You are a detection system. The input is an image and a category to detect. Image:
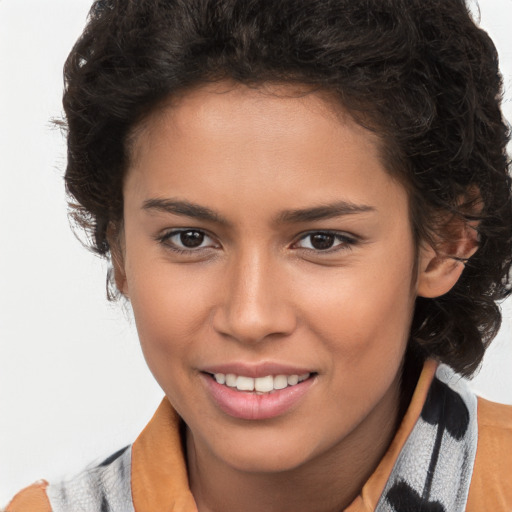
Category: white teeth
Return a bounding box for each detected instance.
[213,372,311,393]
[214,373,226,385]
[254,375,274,393]
[236,375,255,391]
[274,375,288,390]
[287,375,299,386]
[225,373,237,387]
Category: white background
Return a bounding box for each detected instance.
[1,0,511,505]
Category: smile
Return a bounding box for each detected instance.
[202,369,317,420]
[212,373,311,393]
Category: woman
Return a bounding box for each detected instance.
[6,0,512,510]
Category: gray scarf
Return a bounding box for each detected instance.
[376,366,478,512]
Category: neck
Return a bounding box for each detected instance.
[187,374,403,512]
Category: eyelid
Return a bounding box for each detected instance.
[292,230,358,252]
[156,228,357,255]
[157,228,220,252]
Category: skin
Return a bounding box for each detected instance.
[115,82,466,512]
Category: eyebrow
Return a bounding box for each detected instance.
[143,198,375,225]
[142,198,230,225]
[276,201,375,223]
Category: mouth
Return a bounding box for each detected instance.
[201,370,317,420]
[206,372,314,394]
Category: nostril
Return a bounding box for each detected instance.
[211,297,297,345]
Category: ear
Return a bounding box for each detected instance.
[416,215,479,299]
[108,222,129,297]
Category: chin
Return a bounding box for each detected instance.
[225,449,312,474]
[204,428,322,474]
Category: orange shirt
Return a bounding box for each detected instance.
[6,361,512,511]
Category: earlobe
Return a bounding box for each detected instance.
[417,216,479,299]
[108,223,129,297]
[112,257,129,297]
[416,248,466,298]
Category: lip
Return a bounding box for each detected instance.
[200,369,317,421]
[201,362,314,378]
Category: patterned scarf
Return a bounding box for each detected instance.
[46,366,478,512]
[377,366,478,512]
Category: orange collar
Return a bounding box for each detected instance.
[131,360,438,512]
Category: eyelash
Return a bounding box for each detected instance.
[157,229,219,254]
[156,229,358,255]
[293,231,357,254]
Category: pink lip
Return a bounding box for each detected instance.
[201,372,316,421]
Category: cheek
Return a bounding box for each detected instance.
[296,270,414,418]
[125,259,217,373]
[297,250,416,365]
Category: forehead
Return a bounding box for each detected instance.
[125,82,408,224]
[130,81,383,170]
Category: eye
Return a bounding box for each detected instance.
[295,231,355,252]
[159,229,218,251]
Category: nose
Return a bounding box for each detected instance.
[212,249,297,345]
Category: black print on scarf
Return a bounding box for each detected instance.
[385,378,470,512]
[98,445,130,468]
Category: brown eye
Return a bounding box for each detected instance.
[160,229,218,252]
[180,230,204,248]
[295,231,355,252]
[309,233,335,250]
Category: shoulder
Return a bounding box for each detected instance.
[4,446,133,512]
[474,397,512,474]
[4,480,51,512]
[467,397,512,511]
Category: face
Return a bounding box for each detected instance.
[118,82,427,474]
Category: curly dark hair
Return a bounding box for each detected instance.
[62,0,512,376]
